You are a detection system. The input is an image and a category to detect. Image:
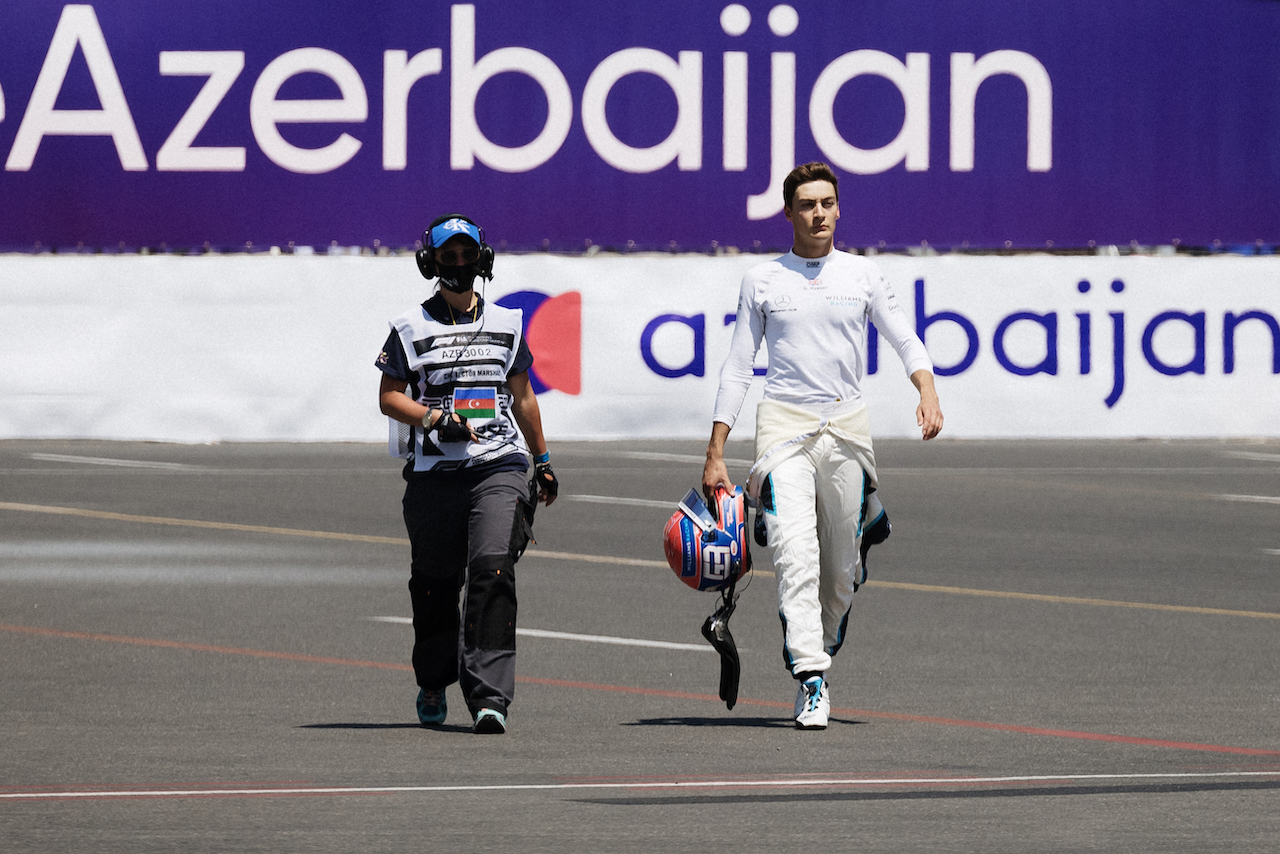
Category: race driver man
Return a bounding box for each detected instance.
[702,162,943,729]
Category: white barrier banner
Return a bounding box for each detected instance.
[1,253,1276,442]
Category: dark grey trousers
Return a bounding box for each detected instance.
[402,466,532,717]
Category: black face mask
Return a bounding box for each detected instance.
[438,264,478,293]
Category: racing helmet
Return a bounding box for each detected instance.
[664,486,751,592]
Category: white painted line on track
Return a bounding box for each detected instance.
[1217,494,1280,505]
[516,627,710,652]
[28,453,210,472]
[566,494,674,509]
[523,548,669,568]
[618,450,754,467]
[4,771,1278,801]
[1222,450,1280,463]
[567,449,754,467]
[368,617,711,652]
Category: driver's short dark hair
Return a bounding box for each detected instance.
[783,162,840,209]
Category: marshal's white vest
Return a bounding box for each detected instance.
[387,301,528,472]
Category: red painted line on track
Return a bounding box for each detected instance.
[6,622,1279,758]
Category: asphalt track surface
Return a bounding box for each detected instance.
[2,437,1279,853]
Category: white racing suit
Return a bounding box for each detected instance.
[750,400,878,676]
[713,249,932,679]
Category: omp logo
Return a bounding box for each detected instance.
[496,290,581,395]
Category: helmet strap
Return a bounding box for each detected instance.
[701,577,741,710]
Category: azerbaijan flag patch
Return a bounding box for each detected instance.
[453,387,497,421]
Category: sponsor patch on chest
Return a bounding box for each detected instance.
[825,292,865,309]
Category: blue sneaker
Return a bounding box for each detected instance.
[473,708,507,734]
[416,688,447,726]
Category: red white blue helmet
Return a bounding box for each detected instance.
[664,486,751,592]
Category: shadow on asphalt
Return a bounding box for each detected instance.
[573,778,1280,807]
[297,722,464,732]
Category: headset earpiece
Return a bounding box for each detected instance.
[475,244,495,281]
[415,247,437,280]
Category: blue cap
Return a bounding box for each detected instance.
[429,217,481,248]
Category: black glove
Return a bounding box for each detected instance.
[431,411,473,443]
[534,461,558,502]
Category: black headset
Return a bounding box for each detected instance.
[415,213,495,281]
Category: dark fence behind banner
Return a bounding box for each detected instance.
[1,1,1277,253]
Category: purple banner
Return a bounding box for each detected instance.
[1,1,1278,252]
